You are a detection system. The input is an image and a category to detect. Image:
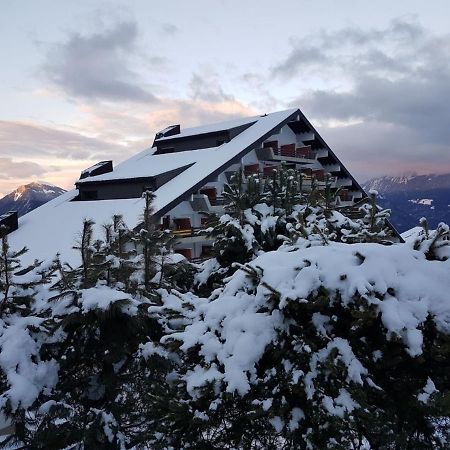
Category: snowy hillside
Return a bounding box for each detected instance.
[0,182,66,217]
[363,173,450,232]
[363,173,450,193]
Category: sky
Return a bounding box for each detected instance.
[1,0,450,196]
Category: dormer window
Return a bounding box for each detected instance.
[81,190,98,201]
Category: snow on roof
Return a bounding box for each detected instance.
[80,161,107,175]
[77,147,206,183]
[155,114,261,141]
[10,190,145,266]
[9,109,298,266]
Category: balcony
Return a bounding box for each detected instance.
[212,196,227,206]
[316,149,329,158]
[175,247,213,263]
[256,142,316,164]
[297,132,315,142]
[337,189,354,206]
[351,191,363,200]
[334,178,353,188]
[244,164,260,176]
[172,225,211,239]
[322,163,341,173]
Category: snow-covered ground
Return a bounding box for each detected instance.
[409,198,433,206]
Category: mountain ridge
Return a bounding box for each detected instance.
[362,173,450,232]
[363,173,450,193]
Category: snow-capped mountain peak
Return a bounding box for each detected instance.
[0,182,66,217]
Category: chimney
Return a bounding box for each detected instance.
[155,124,181,140]
[79,161,113,180]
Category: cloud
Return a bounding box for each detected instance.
[269,17,450,178]
[0,120,130,194]
[0,158,48,179]
[80,96,255,145]
[271,43,328,79]
[189,72,234,103]
[168,99,255,127]
[161,23,178,35]
[42,21,159,103]
[298,74,450,144]
[272,18,426,79]
[0,120,122,160]
[0,157,65,196]
[318,121,450,181]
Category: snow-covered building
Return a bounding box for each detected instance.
[8,108,398,265]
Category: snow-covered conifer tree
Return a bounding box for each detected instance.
[161,219,450,449]
[2,197,184,449]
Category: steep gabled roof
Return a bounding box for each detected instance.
[9,109,298,265]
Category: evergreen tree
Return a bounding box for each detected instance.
[166,225,450,449]
[4,196,185,449]
[197,165,346,293]
[339,189,393,244]
[200,164,375,289]
[413,218,450,261]
[133,190,180,294]
[207,171,261,269]
[0,225,41,314]
[0,227,58,450]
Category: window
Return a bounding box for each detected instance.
[161,215,171,229]
[176,248,192,259]
[81,190,98,200]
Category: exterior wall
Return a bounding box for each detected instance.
[76,119,377,260]
[160,115,400,253]
[156,131,229,153]
[266,124,298,146]
[166,200,198,228]
[79,180,156,201]
[154,123,253,154]
[241,148,259,165]
[76,166,191,201]
[79,161,113,179]
[165,199,214,260]
[228,123,255,139]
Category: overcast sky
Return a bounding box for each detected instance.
[1,0,450,196]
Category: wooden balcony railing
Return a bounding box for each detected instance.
[210,196,227,206]
[172,227,208,238]
[338,189,352,202]
[270,145,315,160]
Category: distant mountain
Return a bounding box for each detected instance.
[362,174,450,232]
[0,182,66,217]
